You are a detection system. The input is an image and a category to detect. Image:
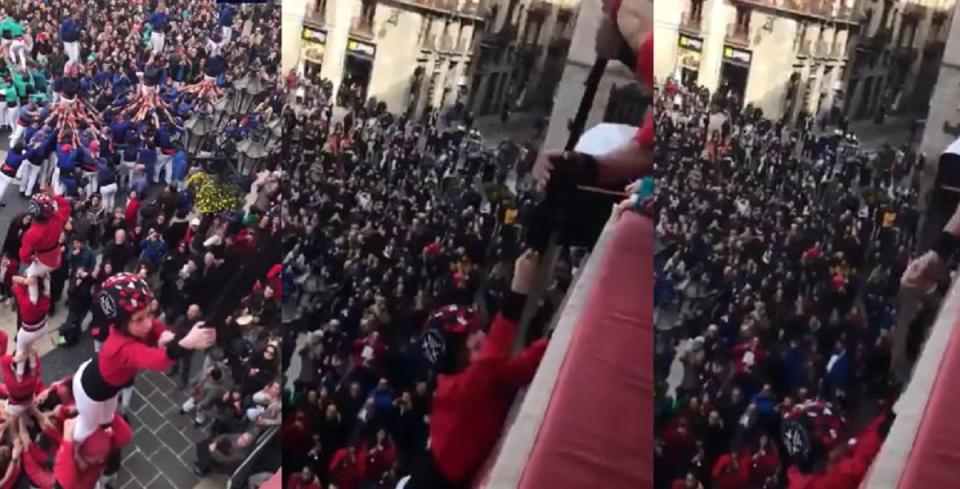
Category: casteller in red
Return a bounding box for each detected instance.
[286,473,323,489]
[787,415,885,489]
[328,448,365,489]
[711,453,749,489]
[429,291,548,485]
[12,283,50,332]
[0,353,42,405]
[19,194,70,269]
[53,414,133,489]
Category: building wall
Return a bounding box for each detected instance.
[283,1,480,115]
[542,0,641,151]
[919,3,960,212]
[654,0,853,120]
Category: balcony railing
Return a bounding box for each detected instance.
[731,0,856,22]
[351,17,376,39]
[902,3,924,21]
[549,37,571,54]
[304,0,326,25]
[439,34,455,51]
[680,12,703,33]
[859,28,891,50]
[814,40,829,57]
[832,42,845,57]
[420,35,437,50]
[726,23,750,46]
[797,39,811,55]
[528,0,551,18]
[398,0,483,16]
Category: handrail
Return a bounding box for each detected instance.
[227,426,281,489]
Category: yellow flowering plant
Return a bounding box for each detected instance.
[186,172,243,215]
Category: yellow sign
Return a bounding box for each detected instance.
[302,40,325,63]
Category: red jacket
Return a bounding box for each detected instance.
[358,440,396,481]
[267,264,282,302]
[22,423,62,489]
[124,198,140,228]
[787,415,885,489]
[13,283,50,330]
[0,353,41,405]
[328,448,365,489]
[286,474,322,489]
[634,33,653,149]
[54,414,133,489]
[430,310,548,485]
[711,453,749,489]
[20,195,70,268]
[98,319,173,387]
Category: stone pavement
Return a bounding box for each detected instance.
[39,337,226,489]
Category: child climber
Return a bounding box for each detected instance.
[19,186,71,305]
[9,275,50,377]
[71,273,215,444]
[399,250,549,489]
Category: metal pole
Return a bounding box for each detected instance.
[515,59,608,350]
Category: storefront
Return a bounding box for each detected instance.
[720,45,752,107]
[340,38,377,107]
[300,26,326,82]
[677,34,703,86]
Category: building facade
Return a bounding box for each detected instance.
[281,0,485,115]
[280,0,577,117]
[846,0,955,121]
[467,0,578,116]
[655,0,858,122]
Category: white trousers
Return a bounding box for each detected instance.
[9,123,24,147]
[24,260,53,304]
[16,325,47,356]
[100,182,118,211]
[156,153,172,185]
[64,41,80,65]
[18,161,39,195]
[6,105,17,132]
[73,360,119,443]
[0,173,11,201]
[150,31,165,54]
[221,26,232,46]
[83,170,98,196]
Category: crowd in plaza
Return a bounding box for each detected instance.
[652,80,920,489]
[0,0,285,487]
[278,73,569,489]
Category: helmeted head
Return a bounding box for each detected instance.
[28,193,55,221]
[420,304,482,374]
[95,273,155,337]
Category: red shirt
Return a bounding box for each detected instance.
[124,198,140,228]
[711,453,749,489]
[358,440,396,480]
[54,414,133,489]
[22,424,62,489]
[430,313,548,485]
[787,415,884,489]
[286,474,323,489]
[99,319,174,387]
[328,449,365,489]
[12,283,50,328]
[20,195,71,268]
[0,354,41,404]
[267,264,282,302]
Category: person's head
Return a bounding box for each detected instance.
[78,427,113,465]
[187,304,201,320]
[72,238,84,251]
[236,432,254,448]
[420,304,482,374]
[98,273,155,338]
[266,380,281,397]
[263,344,277,361]
[204,251,216,268]
[115,228,126,244]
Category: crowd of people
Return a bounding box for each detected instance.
[279,73,566,489]
[652,80,919,489]
[0,0,284,487]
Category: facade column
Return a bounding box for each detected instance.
[325,0,357,100]
[698,0,727,92]
[281,0,308,75]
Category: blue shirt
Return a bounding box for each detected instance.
[218,6,236,27]
[59,18,81,43]
[55,146,77,170]
[138,146,157,167]
[147,12,170,32]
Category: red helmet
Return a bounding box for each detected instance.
[420,304,481,373]
[95,273,155,330]
[29,194,55,221]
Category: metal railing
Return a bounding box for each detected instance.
[680,12,703,33]
[726,23,750,46]
[226,426,280,489]
[350,17,375,39]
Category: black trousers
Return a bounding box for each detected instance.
[403,451,462,489]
